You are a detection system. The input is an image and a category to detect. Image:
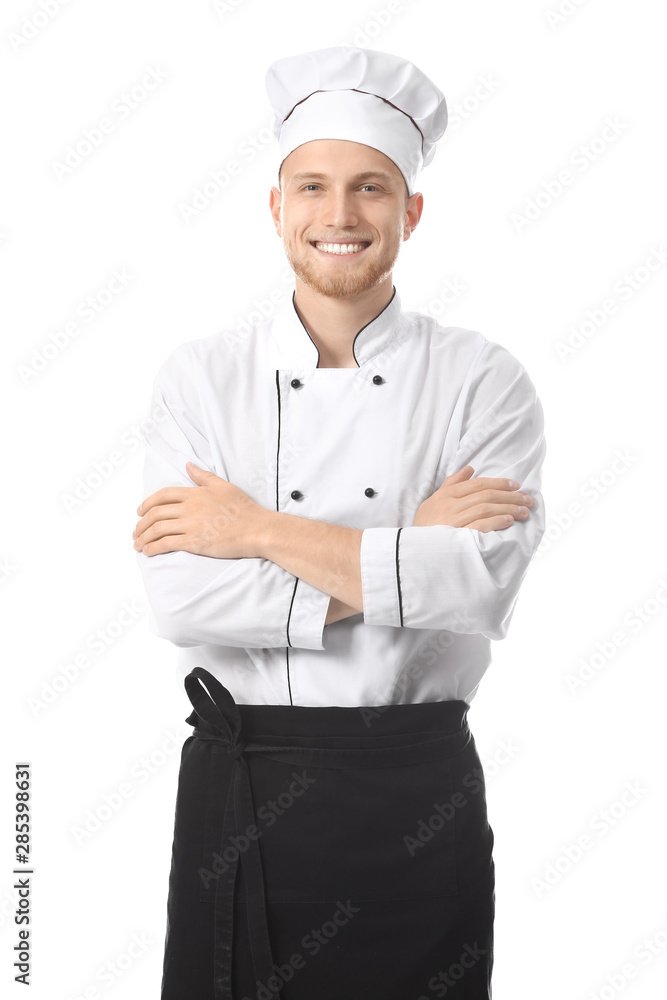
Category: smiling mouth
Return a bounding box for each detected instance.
[310,241,371,256]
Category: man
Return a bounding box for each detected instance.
[133,46,545,1000]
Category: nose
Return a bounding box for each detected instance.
[320,189,360,229]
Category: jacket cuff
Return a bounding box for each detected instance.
[360,527,402,627]
[286,578,330,649]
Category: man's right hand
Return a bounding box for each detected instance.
[412,466,533,533]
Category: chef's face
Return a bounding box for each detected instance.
[269,139,422,299]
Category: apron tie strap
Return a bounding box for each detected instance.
[184,667,279,1000]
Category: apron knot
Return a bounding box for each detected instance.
[226,740,246,761]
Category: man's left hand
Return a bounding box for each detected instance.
[132,462,270,558]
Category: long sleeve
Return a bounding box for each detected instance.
[135,343,330,649]
[359,339,546,639]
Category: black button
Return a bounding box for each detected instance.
[372,375,383,384]
[364,488,376,497]
[290,378,302,388]
[290,490,303,500]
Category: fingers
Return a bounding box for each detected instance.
[453,484,533,509]
[454,476,521,493]
[137,486,190,515]
[468,489,532,506]
[134,517,188,551]
[463,498,531,530]
[437,475,522,499]
[469,499,531,518]
[133,503,182,539]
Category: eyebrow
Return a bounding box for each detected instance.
[288,171,396,185]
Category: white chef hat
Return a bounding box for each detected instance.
[265,46,448,197]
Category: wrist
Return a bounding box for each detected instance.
[325,596,362,625]
[254,507,287,560]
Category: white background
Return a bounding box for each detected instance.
[2,0,666,997]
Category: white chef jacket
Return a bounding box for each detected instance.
[135,284,546,707]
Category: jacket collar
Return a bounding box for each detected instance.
[273,284,403,369]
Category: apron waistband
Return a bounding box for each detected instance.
[183,667,472,1000]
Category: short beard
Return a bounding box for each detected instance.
[282,231,404,299]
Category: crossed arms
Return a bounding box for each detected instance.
[133,341,546,649]
[133,463,535,625]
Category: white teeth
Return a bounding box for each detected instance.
[314,242,368,255]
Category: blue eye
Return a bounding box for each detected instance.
[301,184,379,192]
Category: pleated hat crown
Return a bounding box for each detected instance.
[265,46,448,197]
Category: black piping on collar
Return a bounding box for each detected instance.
[290,285,397,369]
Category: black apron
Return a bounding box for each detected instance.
[161,667,495,1000]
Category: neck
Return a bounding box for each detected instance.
[293,277,394,368]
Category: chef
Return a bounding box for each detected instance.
[133,45,546,1000]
